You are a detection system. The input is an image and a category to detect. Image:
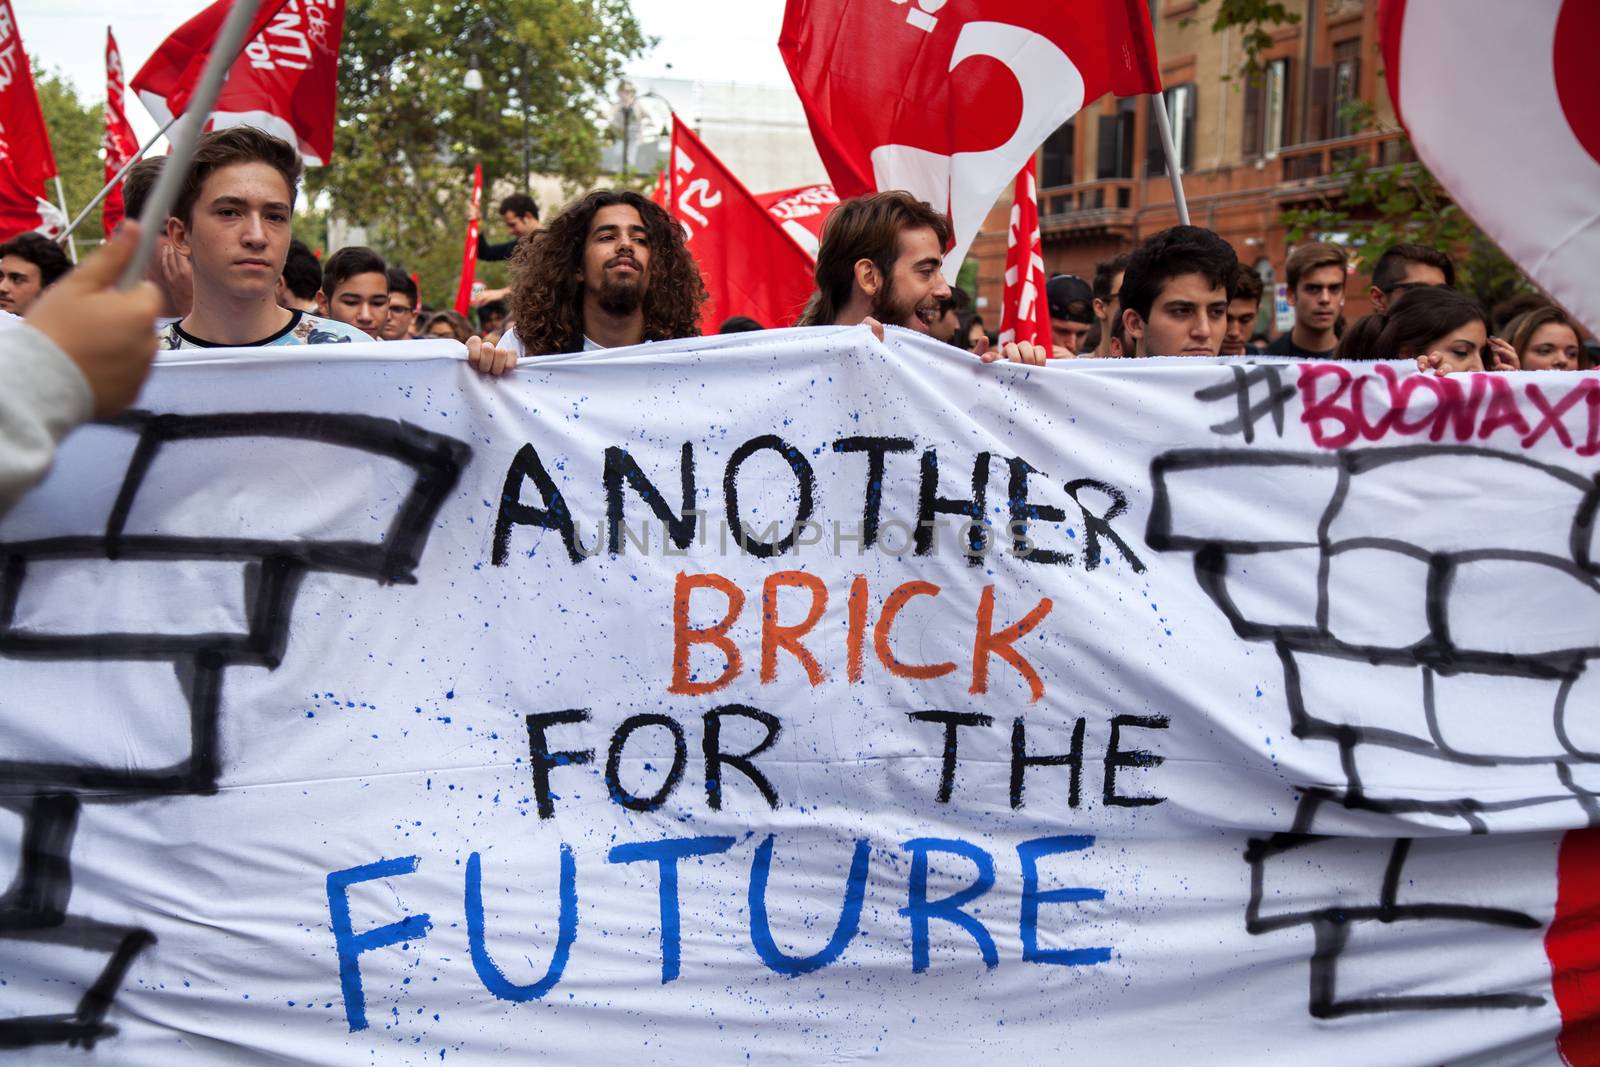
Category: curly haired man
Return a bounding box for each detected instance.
[468,189,706,374]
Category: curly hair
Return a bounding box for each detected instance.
[509,190,706,356]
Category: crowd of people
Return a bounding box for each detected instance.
[1,124,1596,513]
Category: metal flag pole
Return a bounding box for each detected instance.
[1150,90,1191,226]
[119,0,265,290]
[51,176,78,262]
[61,116,181,241]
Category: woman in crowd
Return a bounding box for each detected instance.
[1335,286,1516,374]
[1505,305,1583,371]
[423,310,473,342]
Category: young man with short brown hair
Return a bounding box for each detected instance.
[160,127,369,349]
[1264,242,1348,358]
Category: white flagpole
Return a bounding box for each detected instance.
[61,116,181,241]
[51,176,78,261]
[120,0,265,289]
[1150,91,1191,226]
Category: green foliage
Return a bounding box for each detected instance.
[34,65,106,249]
[1281,102,1529,311]
[310,0,647,305]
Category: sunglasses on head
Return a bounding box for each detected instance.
[1383,280,1440,296]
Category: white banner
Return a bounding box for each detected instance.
[3,331,1598,1065]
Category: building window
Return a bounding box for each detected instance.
[1096,97,1138,180]
[1332,39,1361,137]
[1243,59,1290,159]
[1147,83,1196,177]
[1040,119,1075,188]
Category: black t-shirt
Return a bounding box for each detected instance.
[477,233,519,262]
[1263,331,1335,359]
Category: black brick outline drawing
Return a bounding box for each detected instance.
[0,411,469,1050]
[1147,443,1598,1018]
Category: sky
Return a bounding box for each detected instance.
[14,0,798,147]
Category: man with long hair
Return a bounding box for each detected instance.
[467,190,705,374]
[796,191,1045,364]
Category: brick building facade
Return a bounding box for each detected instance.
[968,0,1402,338]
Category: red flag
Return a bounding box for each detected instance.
[132,0,343,166]
[754,183,838,261]
[1381,0,1600,336]
[668,117,816,331]
[779,0,1160,273]
[998,159,1050,351]
[0,0,58,238]
[453,163,482,318]
[102,29,140,236]
[651,168,670,208]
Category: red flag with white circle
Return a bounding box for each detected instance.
[779,0,1160,277]
[1381,0,1600,335]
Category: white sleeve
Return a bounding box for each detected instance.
[0,322,94,517]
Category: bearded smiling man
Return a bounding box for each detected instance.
[797,191,1045,365]
[468,190,706,374]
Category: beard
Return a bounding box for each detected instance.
[870,277,932,333]
[596,273,645,316]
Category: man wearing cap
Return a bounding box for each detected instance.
[1047,274,1095,357]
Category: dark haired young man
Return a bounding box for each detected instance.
[1046,274,1094,356]
[1090,253,1130,357]
[1118,225,1238,357]
[278,238,322,313]
[1221,263,1265,356]
[1368,242,1454,314]
[468,189,705,374]
[317,246,389,337]
[798,190,1045,365]
[476,192,541,262]
[1265,242,1347,358]
[380,267,419,341]
[476,298,507,338]
[0,232,72,316]
[161,127,368,349]
[121,156,193,324]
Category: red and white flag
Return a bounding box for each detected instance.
[132,0,343,166]
[754,183,839,261]
[669,117,816,331]
[780,0,1160,276]
[0,0,59,239]
[102,29,140,236]
[453,163,482,318]
[998,159,1050,350]
[1381,0,1600,335]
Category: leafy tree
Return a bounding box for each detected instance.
[34,65,106,249]
[311,0,647,306]
[1281,103,1529,311]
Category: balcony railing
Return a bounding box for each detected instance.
[1276,129,1412,185]
[1037,179,1137,233]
